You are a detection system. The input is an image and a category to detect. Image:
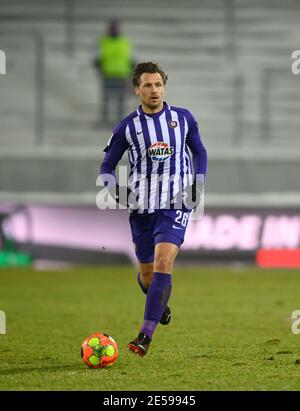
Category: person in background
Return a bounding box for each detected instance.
[95,20,134,127]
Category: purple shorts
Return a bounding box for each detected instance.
[129,209,191,264]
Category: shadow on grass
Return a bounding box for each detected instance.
[0,362,83,376]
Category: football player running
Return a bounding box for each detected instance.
[100,62,207,356]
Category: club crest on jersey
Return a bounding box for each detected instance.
[168,120,178,128]
[148,142,174,162]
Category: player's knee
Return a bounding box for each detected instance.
[154,255,174,273]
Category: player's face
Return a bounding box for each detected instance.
[135,72,165,113]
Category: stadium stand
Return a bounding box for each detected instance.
[0,0,300,201]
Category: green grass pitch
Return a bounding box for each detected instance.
[1,264,300,391]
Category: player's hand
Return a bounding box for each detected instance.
[115,184,132,208]
[190,174,205,220]
[183,174,205,210]
[192,174,205,209]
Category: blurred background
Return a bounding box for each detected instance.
[0,0,300,269]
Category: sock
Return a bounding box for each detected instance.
[137,272,148,295]
[140,272,172,340]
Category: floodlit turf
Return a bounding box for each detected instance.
[1,264,300,391]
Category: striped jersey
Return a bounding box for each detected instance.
[100,101,207,213]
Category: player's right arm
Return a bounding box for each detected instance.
[99,121,129,204]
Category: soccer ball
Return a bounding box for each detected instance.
[81,332,118,368]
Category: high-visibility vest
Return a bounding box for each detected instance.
[100,36,132,78]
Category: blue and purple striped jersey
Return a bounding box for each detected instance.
[100,101,207,213]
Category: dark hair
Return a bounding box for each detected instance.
[107,19,120,37]
[132,62,168,87]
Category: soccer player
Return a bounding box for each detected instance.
[100,62,207,356]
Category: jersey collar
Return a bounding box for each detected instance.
[136,101,170,118]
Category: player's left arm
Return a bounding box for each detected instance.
[185,112,208,205]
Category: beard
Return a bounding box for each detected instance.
[143,97,162,111]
